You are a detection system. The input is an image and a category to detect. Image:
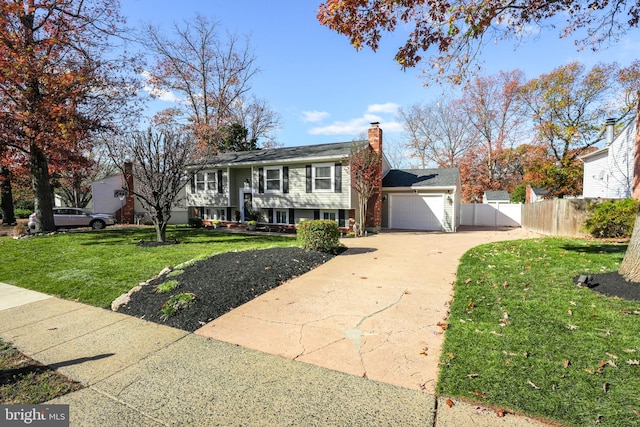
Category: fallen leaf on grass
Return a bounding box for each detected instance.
[467,373,479,378]
[606,352,619,359]
[470,390,489,399]
[567,324,578,331]
[465,277,472,284]
[627,360,640,365]
[445,399,454,408]
[502,281,508,288]
[527,380,540,389]
[603,383,609,393]
[563,359,570,368]
[496,408,514,418]
[567,310,573,316]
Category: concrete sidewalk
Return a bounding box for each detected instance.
[0,228,550,426]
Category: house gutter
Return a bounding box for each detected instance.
[186,155,351,170]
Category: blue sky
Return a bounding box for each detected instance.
[121,0,640,152]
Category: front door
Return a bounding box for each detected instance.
[240,189,252,222]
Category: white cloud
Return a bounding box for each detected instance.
[367,103,400,114]
[140,70,182,103]
[308,115,403,136]
[301,110,330,123]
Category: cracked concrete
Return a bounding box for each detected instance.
[195,227,541,394]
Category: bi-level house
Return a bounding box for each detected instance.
[187,123,462,232]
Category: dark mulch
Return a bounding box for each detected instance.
[573,272,640,301]
[116,247,336,332]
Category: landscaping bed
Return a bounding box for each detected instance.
[115,247,336,331]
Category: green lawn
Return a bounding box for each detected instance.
[438,237,640,427]
[0,226,298,308]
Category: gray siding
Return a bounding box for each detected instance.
[252,162,353,210]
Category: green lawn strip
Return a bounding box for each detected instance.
[438,237,640,427]
[0,226,297,308]
[0,339,82,404]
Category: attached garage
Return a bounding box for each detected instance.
[382,168,461,232]
[389,193,444,231]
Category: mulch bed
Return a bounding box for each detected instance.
[115,247,336,332]
[574,272,640,301]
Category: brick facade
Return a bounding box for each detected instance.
[366,122,383,231]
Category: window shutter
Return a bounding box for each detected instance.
[217,170,223,193]
[335,163,342,193]
[339,209,346,228]
[283,166,289,193]
[258,168,264,193]
[268,208,274,223]
[289,208,295,225]
[306,165,312,193]
[313,210,320,220]
[190,173,195,193]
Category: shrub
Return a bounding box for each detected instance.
[584,198,639,238]
[297,220,341,253]
[14,208,32,219]
[160,292,195,320]
[155,280,179,293]
[188,217,203,228]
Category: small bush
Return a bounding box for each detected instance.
[160,292,195,320]
[155,280,179,293]
[14,209,32,219]
[188,217,203,228]
[297,220,341,253]
[584,198,639,238]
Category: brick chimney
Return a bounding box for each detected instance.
[366,122,383,231]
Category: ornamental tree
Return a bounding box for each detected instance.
[350,142,381,236]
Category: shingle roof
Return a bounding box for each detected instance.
[382,168,459,188]
[484,190,510,201]
[191,140,366,167]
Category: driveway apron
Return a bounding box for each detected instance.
[196,227,540,393]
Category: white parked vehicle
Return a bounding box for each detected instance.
[28,207,117,231]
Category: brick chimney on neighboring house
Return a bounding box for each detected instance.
[366,122,383,231]
[120,162,135,224]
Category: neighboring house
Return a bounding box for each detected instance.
[91,163,189,225]
[581,117,639,200]
[482,190,510,204]
[525,186,549,203]
[187,123,462,232]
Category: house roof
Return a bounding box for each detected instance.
[531,187,549,197]
[484,190,510,201]
[190,140,366,167]
[382,168,459,188]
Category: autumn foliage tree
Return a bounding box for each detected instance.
[318,0,640,83]
[0,0,137,232]
[143,15,279,151]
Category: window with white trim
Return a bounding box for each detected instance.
[265,167,281,192]
[216,209,226,220]
[313,163,334,192]
[321,210,338,222]
[275,210,288,224]
[194,171,216,192]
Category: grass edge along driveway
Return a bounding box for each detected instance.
[0,226,298,308]
[438,237,639,427]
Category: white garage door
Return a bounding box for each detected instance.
[389,194,444,231]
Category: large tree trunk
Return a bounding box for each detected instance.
[619,93,640,282]
[619,206,640,282]
[30,144,56,232]
[0,166,17,225]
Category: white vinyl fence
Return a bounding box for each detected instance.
[461,203,522,227]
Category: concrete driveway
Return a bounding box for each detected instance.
[196,227,541,394]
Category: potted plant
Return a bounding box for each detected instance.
[212,219,220,229]
[247,220,257,231]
